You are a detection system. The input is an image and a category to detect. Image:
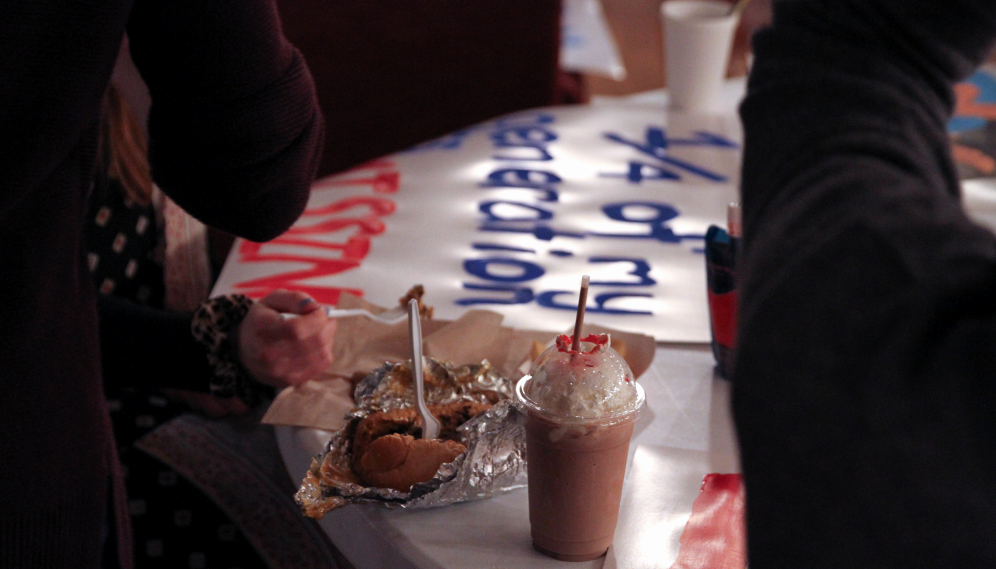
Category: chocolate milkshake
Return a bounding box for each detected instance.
[515,333,645,561]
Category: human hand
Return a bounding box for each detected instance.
[732,0,773,76]
[233,290,337,389]
[740,0,772,40]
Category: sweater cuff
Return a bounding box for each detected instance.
[190,294,269,406]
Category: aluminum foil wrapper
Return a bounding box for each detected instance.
[295,358,528,518]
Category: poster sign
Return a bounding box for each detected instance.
[212,103,742,342]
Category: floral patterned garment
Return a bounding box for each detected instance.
[85,177,268,569]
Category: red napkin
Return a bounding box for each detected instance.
[670,473,746,569]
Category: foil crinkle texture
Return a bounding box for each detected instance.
[295,358,527,518]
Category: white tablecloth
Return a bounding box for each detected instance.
[276,343,740,569]
[266,75,996,567]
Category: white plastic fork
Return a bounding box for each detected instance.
[322,305,407,325]
[280,304,407,324]
[408,298,440,440]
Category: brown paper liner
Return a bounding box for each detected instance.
[262,292,655,431]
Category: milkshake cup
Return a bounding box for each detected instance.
[514,334,645,561]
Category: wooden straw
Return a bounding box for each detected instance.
[572,275,590,351]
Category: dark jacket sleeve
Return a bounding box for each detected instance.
[126,0,324,242]
[97,295,212,392]
[735,0,996,566]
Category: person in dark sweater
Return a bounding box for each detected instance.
[88,81,337,568]
[0,2,323,568]
[735,0,996,566]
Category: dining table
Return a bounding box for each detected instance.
[261,84,750,569]
[212,75,996,569]
[276,342,738,569]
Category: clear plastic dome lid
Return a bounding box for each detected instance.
[517,333,642,420]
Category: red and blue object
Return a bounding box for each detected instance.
[705,225,738,380]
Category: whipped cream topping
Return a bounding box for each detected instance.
[522,334,639,419]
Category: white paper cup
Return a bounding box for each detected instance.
[661,0,739,113]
